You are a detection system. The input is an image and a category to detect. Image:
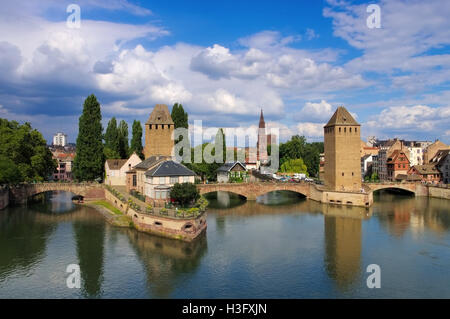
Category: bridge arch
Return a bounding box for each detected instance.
[365,183,417,196]
[200,189,248,200]
[9,183,105,204]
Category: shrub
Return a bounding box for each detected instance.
[170,182,200,206]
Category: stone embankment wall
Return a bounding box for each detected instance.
[309,184,373,207]
[427,186,450,200]
[0,187,9,210]
[104,189,206,241]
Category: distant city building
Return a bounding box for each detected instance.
[53,132,67,146]
[387,149,410,181]
[52,152,75,181]
[144,160,196,203]
[144,104,174,159]
[105,153,142,186]
[361,154,374,179]
[429,149,450,184]
[216,161,247,183]
[324,106,361,192]
[407,164,441,184]
[374,139,403,181]
[423,140,450,164]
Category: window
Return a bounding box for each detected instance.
[159,177,165,184]
[344,128,346,133]
[342,172,344,176]
[350,127,352,133]
[183,176,189,182]
[170,176,178,184]
[355,127,358,133]
[339,127,341,133]
[132,175,137,187]
[352,172,354,176]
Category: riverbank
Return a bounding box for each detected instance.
[84,200,131,227]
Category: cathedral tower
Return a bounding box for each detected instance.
[257,109,268,163]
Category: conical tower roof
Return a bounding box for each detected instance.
[146,104,174,125]
[324,106,359,127]
[259,109,265,128]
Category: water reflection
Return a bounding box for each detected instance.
[375,190,450,237]
[323,207,367,290]
[0,189,449,298]
[126,230,207,298]
[0,208,56,282]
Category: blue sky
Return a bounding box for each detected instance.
[0,0,449,145]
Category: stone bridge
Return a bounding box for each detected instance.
[363,182,418,195]
[197,181,422,203]
[197,182,311,200]
[9,183,105,204]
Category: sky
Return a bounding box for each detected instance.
[0,0,449,145]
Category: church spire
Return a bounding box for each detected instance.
[259,109,265,128]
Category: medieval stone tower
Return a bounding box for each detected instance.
[144,104,174,159]
[324,106,361,192]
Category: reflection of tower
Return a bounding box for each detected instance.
[73,220,105,298]
[257,109,268,164]
[324,214,362,289]
[324,106,361,192]
[144,104,175,159]
[127,230,207,298]
[216,191,230,207]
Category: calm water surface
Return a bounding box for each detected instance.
[0,190,449,298]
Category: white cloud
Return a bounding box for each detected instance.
[299,100,333,122]
[324,0,450,91]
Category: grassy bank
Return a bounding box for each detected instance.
[92,200,123,215]
[88,200,131,227]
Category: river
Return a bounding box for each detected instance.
[0,190,449,298]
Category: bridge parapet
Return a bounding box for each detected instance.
[197,182,311,200]
[9,182,105,204]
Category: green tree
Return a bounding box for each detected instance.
[280,158,308,174]
[171,103,188,129]
[104,117,119,158]
[170,182,200,206]
[73,94,104,181]
[171,103,189,160]
[118,120,129,159]
[0,119,56,182]
[130,120,144,159]
[0,156,23,184]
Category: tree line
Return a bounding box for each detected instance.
[0,118,56,184]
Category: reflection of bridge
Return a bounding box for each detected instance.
[198,181,420,202]
[9,183,105,204]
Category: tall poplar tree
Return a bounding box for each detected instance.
[118,120,129,159]
[104,117,119,159]
[171,103,189,161]
[73,94,104,181]
[130,120,144,159]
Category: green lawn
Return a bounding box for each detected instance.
[92,200,123,215]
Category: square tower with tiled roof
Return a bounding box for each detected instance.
[144,104,175,159]
[324,106,362,191]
